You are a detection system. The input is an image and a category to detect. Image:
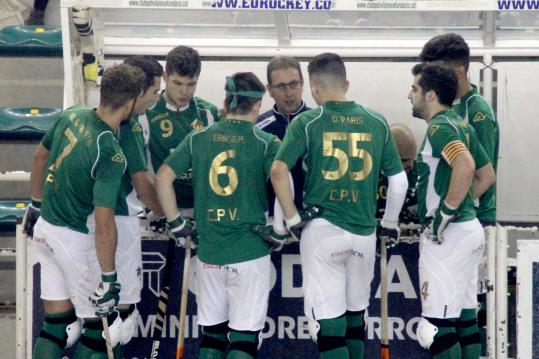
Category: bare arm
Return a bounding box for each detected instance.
[30,143,50,200]
[95,206,117,273]
[445,151,475,208]
[270,160,298,220]
[155,164,181,221]
[472,163,496,200]
[131,171,164,216]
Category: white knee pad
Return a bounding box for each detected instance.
[307,319,320,343]
[416,317,439,349]
[102,312,123,347]
[65,318,83,348]
[120,307,140,345]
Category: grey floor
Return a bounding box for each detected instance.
[0,308,16,358]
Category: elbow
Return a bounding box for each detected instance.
[270,161,289,183]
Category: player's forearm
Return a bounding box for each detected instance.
[472,163,496,200]
[132,171,164,216]
[155,165,181,221]
[30,144,49,200]
[94,206,117,273]
[383,171,408,227]
[270,160,298,219]
[445,152,475,208]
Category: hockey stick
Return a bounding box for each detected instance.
[101,315,114,359]
[380,237,390,359]
[149,236,176,358]
[176,237,192,359]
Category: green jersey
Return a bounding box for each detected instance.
[41,106,126,233]
[115,119,147,216]
[275,101,403,236]
[164,119,280,265]
[139,93,220,208]
[453,85,499,223]
[416,109,490,225]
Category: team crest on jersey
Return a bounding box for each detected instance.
[473,112,486,122]
[429,124,440,137]
[132,123,143,132]
[112,154,124,163]
[191,119,204,130]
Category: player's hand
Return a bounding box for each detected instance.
[250,225,289,252]
[22,198,41,237]
[168,213,197,249]
[430,200,459,244]
[89,272,121,316]
[285,206,323,241]
[148,212,167,234]
[376,219,400,255]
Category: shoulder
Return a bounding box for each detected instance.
[256,109,277,129]
[466,95,496,123]
[194,96,218,111]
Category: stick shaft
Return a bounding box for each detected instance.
[176,237,192,359]
[380,237,389,359]
[101,315,114,359]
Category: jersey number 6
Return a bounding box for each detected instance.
[322,132,373,181]
[209,150,238,196]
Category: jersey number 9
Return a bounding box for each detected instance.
[322,132,373,181]
[209,150,238,196]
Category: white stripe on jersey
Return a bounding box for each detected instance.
[198,107,216,125]
[252,127,268,156]
[91,131,125,178]
[190,124,213,155]
[361,106,390,143]
[422,138,441,218]
[136,114,155,177]
[256,115,277,129]
[304,107,324,157]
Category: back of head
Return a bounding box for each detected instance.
[411,62,458,107]
[165,45,201,77]
[224,72,265,115]
[390,123,417,160]
[100,64,145,110]
[419,33,470,71]
[124,55,163,92]
[266,56,303,85]
[308,52,346,90]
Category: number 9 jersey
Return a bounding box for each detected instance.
[275,101,403,236]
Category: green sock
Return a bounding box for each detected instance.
[431,324,461,359]
[227,331,257,359]
[457,309,481,359]
[318,315,349,359]
[345,310,365,359]
[73,318,120,359]
[33,310,74,359]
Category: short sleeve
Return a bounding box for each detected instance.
[264,135,281,177]
[120,120,147,176]
[468,126,490,169]
[41,118,60,150]
[164,132,193,177]
[274,117,307,168]
[93,133,126,209]
[428,121,468,165]
[469,104,497,162]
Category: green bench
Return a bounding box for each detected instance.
[0,200,29,232]
[0,25,62,56]
[0,107,60,139]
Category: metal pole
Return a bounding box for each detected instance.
[496,224,508,359]
[485,225,497,359]
[15,221,27,359]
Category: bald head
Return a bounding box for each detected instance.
[390,123,417,172]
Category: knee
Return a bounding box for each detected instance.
[317,314,347,354]
[416,317,459,356]
[228,329,261,358]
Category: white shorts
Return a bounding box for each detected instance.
[300,218,376,321]
[196,255,270,331]
[419,219,485,319]
[33,217,101,319]
[115,215,143,305]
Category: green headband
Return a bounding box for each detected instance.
[226,76,264,109]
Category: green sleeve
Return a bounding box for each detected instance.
[40,118,60,150]
[210,105,222,122]
[381,129,404,176]
[120,120,147,176]
[469,104,497,163]
[427,121,462,160]
[264,135,281,177]
[93,133,126,209]
[274,117,307,168]
[164,132,192,177]
[468,126,490,169]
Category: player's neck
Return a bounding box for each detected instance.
[318,92,347,104]
[456,78,472,99]
[424,104,449,123]
[225,113,255,124]
[96,106,122,130]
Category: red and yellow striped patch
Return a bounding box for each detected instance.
[442,140,467,164]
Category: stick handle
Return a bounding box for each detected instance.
[176,237,192,359]
[380,237,389,359]
[101,315,114,359]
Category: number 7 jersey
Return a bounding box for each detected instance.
[275,101,403,236]
[164,119,280,265]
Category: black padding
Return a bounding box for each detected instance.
[200,335,227,352]
[430,333,459,355]
[39,329,67,348]
[345,327,365,341]
[318,335,347,353]
[425,317,455,328]
[455,318,477,328]
[44,311,77,324]
[119,304,135,320]
[229,341,257,358]
[80,335,107,353]
[84,311,118,330]
[459,332,481,347]
[203,321,229,334]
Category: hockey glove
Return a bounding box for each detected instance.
[250,225,289,252]
[89,271,121,316]
[285,206,323,241]
[376,219,401,256]
[168,213,197,249]
[22,198,41,237]
[148,212,167,234]
[431,200,459,244]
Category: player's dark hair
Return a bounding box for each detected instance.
[419,33,470,72]
[412,62,458,107]
[124,55,163,93]
[266,56,303,85]
[100,64,144,110]
[307,52,346,88]
[165,45,201,77]
[224,72,265,115]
